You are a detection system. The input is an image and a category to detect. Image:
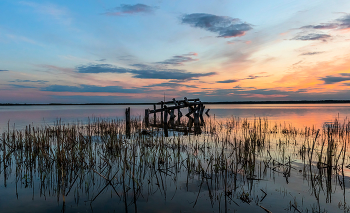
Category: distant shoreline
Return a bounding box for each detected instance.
[1,100,350,106]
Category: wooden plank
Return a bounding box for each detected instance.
[199,103,205,125]
[145,109,149,127]
[126,107,131,137]
[153,104,156,126]
[170,109,175,128]
[160,101,164,125]
[164,106,168,137]
[149,102,197,113]
[156,98,199,105]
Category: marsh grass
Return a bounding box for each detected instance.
[0,115,349,212]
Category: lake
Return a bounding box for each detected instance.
[0,104,350,213]
[1,104,350,130]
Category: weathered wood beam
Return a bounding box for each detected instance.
[157,98,199,105]
[126,107,131,137]
[163,106,168,137]
[160,101,164,125]
[153,104,156,126]
[145,109,149,127]
[149,102,198,113]
[205,109,210,117]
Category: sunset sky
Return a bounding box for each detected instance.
[1,0,350,103]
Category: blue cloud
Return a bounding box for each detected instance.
[293,33,331,41]
[76,64,216,80]
[143,81,198,88]
[181,13,252,38]
[9,79,48,84]
[0,69,9,72]
[9,84,37,89]
[216,79,239,83]
[157,53,198,66]
[41,84,146,93]
[301,14,350,30]
[320,73,350,84]
[105,4,155,16]
[301,52,324,56]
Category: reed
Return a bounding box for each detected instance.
[0,115,349,212]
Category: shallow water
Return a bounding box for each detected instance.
[1,104,350,130]
[0,104,350,213]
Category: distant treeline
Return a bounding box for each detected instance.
[1,100,350,106]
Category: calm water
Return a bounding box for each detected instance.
[1,104,350,130]
[1,104,350,213]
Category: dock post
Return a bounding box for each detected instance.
[164,105,168,137]
[161,101,164,125]
[145,109,149,127]
[177,108,182,125]
[153,104,157,126]
[199,102,205,125]
[170,109,175,128]
[126,107,131,137]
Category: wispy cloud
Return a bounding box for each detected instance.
[143,81,198,88]
[301,14,350,31]
[104,4,156,16]
[216,79,239,83]
[181,13,252,38]
[320,73,350,84]
[293,33,331,41]
[6,34,39,45]
[216,74,270,83]
[9,79,48,84]
[41,84,146,93]
[0,69,9,72]
[20,1,71,25]
[301,52,324,56]
[76,64,216,80]
[9,84,37,89]
[157,52,198,66]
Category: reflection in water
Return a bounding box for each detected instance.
[0,115,350,212]
[1,104,350,131]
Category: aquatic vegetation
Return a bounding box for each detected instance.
[0,116,349,212]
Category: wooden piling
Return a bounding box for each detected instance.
[126,107,130,137]
[145,109,149,127]
[199,103,205,125]
[194,109,201,134]
[205,109,210,117]
[164,106,168,137]
[153,104,156,126]
[161,101,164,125]
[170,109,175,128]
[177,108,182,125]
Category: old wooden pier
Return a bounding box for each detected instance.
[144,97,210,137]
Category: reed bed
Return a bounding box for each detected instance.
[0,116,349,212]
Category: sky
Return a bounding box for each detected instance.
[1,0,350,103]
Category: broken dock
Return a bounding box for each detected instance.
[143,97,210,137]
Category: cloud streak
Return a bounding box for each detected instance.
[143,81,198,88]
[105,4,155,16]
[9,84,37,89]
[320,73,350,84]
[216,74,270,83]
[181,13,252,38]
[216,79,239,83]
[157,53,198,66]
[9,79,48,84]
[76,64,216,80]
[41,84,146,93]
[293,33,330,41]
[301,52,324,56]
[0,69,9,72]
[20,1,71,25]
[301,14,350,31]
